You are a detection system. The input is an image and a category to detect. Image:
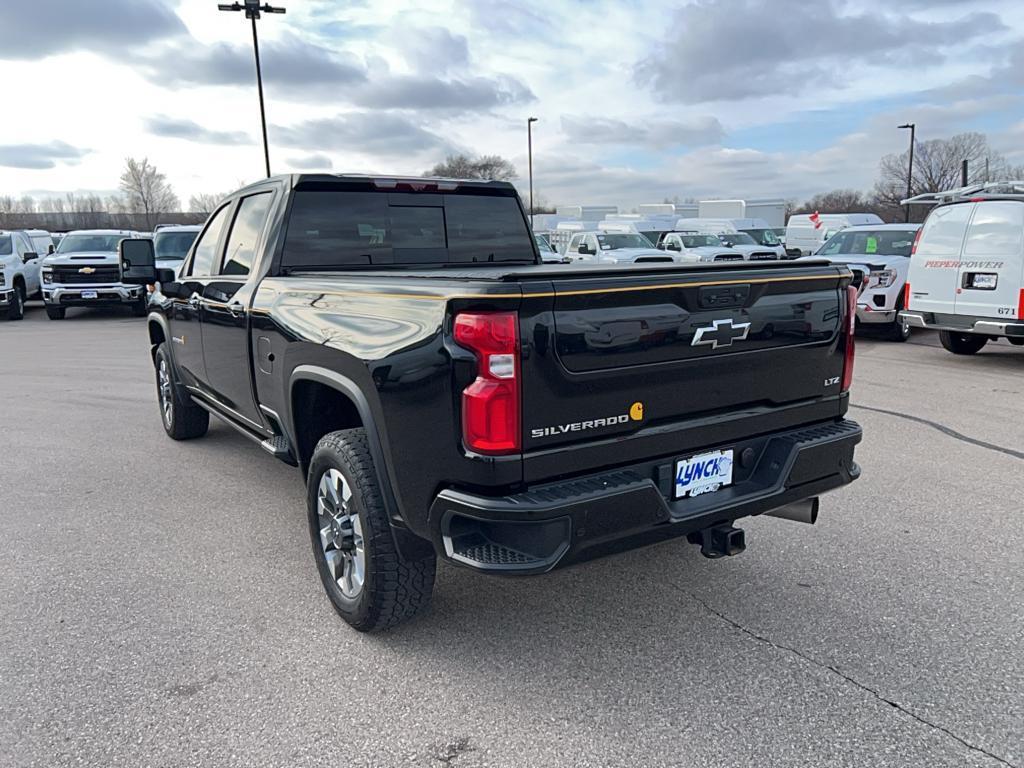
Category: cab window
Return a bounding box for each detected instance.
[963,202,1024,257]
[220,192,273,276]
[188,203,232,277]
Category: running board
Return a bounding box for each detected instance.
[190,397,298,466]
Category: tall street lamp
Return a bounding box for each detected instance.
[898,123,915,223]
[527,117,538,225]
[218,0,286,179]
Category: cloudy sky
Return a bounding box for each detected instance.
[1,0,1022,209]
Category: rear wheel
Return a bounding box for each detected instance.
[45,305,65,320]
[155,344,209,440]
[939,330,988,355]
[307,428,435,632]
[6,284,25,320]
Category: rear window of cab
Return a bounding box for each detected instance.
[281,189,535,268]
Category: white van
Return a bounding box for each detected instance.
[786,213,883,257]
[900,185,1024,354]
[674,218,784,259]
[598,218,676,245]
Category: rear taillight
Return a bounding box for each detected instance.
[454,312,520,454]
[911,228,923,255]
[904,282,911,310]
[841,285,856,393]
[1018,288,1024,320]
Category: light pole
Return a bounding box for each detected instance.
[527,117,538,225]
[218,0,286,179]
[898,123,915,223]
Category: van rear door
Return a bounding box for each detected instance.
[908,202,974,315]
[953,200,1024,319]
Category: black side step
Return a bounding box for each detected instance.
[190,397,297,466]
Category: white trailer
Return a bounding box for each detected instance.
[555,205,618,222]
[698,199,786,228]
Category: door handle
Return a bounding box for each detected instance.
[228,302,246,317]
[188,293,201,308]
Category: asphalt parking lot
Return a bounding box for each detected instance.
[2,303,1022,768]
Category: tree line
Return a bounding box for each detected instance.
[4,131,1019,231]
[0,157,229,231]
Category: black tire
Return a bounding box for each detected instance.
[45,305,66,320]
[6,283,25,320]
[1008,337,1024,346]
[131,299,148,318]
[307,429,435,632]
[154,344,209,440]
[939,330,988,355]
[885,295,911,342]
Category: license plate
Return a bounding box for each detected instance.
[675,449,734,498]
[81,290,98,299]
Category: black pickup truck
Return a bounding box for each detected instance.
[119,174,862,632]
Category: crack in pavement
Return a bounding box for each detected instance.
[851,403,1024,461]
[679,588,1017,768]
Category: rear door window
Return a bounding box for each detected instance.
[963,201,1024,257]
[916,204,973,257]
[220,192,273,276]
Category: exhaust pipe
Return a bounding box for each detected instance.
[765,498,819,525]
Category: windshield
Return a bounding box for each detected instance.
[56,234,125,253]
[816,229,917,257]
[744,228,780,246]
[719,232,756,246]
[596,233,654,250]
[680,234,723,248]
[154,231,199,261]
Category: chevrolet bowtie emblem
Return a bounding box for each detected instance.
[79,267,96,274]
[692,319,751,349]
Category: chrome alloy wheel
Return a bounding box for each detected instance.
[158,359,173,427]
[317,468,365,598]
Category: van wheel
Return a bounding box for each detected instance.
[155,344,209,439]
[939,330,988,355]
[45,305,66,320]
[6,284,25,320]
[307,429,436,632]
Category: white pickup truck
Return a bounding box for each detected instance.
[0,230,42,321]
[41,229,144,319]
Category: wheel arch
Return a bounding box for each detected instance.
[287,365,433,561]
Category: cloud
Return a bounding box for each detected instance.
[286,154,334,171]
[352,74,534,112]
[136,33,366,94]
[0,141,91,170]
[0,0,184,59]
[145,115,251,145]
[561,115,725,149]
[394,26,470,73]
[637,0,1005,103]
[272,112,454,157]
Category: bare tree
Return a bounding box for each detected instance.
[425,153,517,181]
[188,192,228,215]
[116,157,180,230]
[792,189,875,215]
[873,132,1012,219]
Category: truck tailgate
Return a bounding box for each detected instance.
[517,264,852,471]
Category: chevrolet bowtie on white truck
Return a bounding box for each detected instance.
[117,173,863,632]
[42,229,144,319]
[901,183,1024,354]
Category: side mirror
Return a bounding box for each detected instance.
[48,244,55,254]
[577,244,590,255]
[666,242,681,252]
[119,238,158,285]
[23,251,38,263]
